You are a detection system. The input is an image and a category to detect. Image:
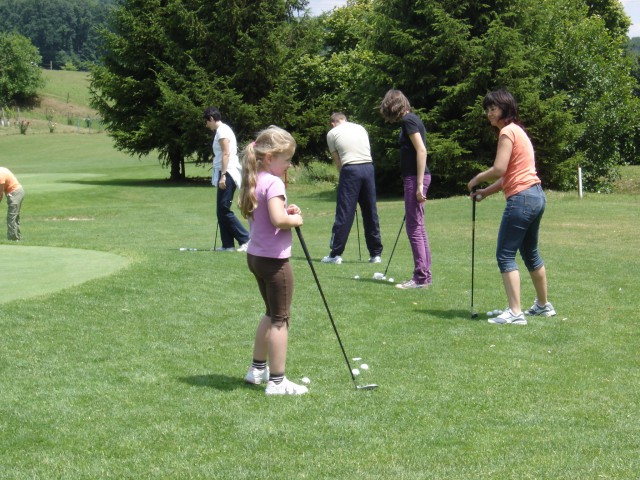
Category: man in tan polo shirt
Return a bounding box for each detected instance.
[321,112,383,264]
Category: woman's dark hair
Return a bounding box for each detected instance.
[379,89,412,123]
[203,106,222,122]
[482,89,519,126]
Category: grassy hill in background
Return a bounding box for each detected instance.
[39,69,95,112]
[1,69,98,135]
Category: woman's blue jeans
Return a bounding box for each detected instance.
[496,183,546,274]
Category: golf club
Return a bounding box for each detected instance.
[213,222,219,251]
[470,193,479,319]
[295,227,378,390]
[374,214,405,280]
[355,209,362,262]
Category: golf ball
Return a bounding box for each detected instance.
[373,272,385,280]
[354,275,360,280]
[487,311,493,316]
[493,309,503,315]
[352,368,360,376]
[360,364,369,370]
[352,357,362,361]
[388,278,394,283]
[301,377,311,384]
[179,247,187,251]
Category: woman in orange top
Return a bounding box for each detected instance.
[468,90,555,325]
[0,167,24,241]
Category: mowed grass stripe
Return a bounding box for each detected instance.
[0,245,130,304]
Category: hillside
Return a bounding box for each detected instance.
[1,69,99,135]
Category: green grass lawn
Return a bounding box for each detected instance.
[1,134,639,479]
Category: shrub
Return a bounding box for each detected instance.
[297,161,338,185]
[19,120,30,134]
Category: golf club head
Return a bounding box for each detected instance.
[356,384,379,390]
[470,310,479,320]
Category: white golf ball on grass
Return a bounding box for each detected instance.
[360,364,369,370]
[352,368,360,376]
[373,272,385,280]
[388,278,394,283]
[301,377,311,384]
[354,275,360,280]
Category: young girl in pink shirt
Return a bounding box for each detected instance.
[238,126,308,395]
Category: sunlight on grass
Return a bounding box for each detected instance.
[0,132,638,479]
[0,245,130,304]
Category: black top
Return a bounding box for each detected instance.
[399,112,429,177]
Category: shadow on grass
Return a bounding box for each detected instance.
[420,308,482,322]
[179,373,253,391]
[68,177,212,188]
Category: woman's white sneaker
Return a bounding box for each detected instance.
[488,308,527,325]
[525,301,556,317]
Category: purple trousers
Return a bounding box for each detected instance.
[403,175,432,285]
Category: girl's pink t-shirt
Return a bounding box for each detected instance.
[247,171,292,259]
[500,123,540,198]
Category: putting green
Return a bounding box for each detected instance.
[0,245,130,304]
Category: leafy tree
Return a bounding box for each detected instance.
[0,31,44,104]
[0,0,115,70]
[348,0,639,194]
[628,37,640,101]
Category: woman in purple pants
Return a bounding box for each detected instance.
[380,90,432,289]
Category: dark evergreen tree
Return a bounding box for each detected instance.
[90,0,309,180]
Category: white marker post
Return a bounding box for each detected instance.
[578,164,583,199]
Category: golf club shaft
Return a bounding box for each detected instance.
[383,214,406,277]
[355,209,362,262]
[295,227,358,387]
[471,196,476,314]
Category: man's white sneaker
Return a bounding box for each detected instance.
[369,256,382,263]
[237,242,249,253]
[321,255,342,264]
[244,366,269,385]
[525,301,556,317]
[488,308,527,325]
[265,377,309,395]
